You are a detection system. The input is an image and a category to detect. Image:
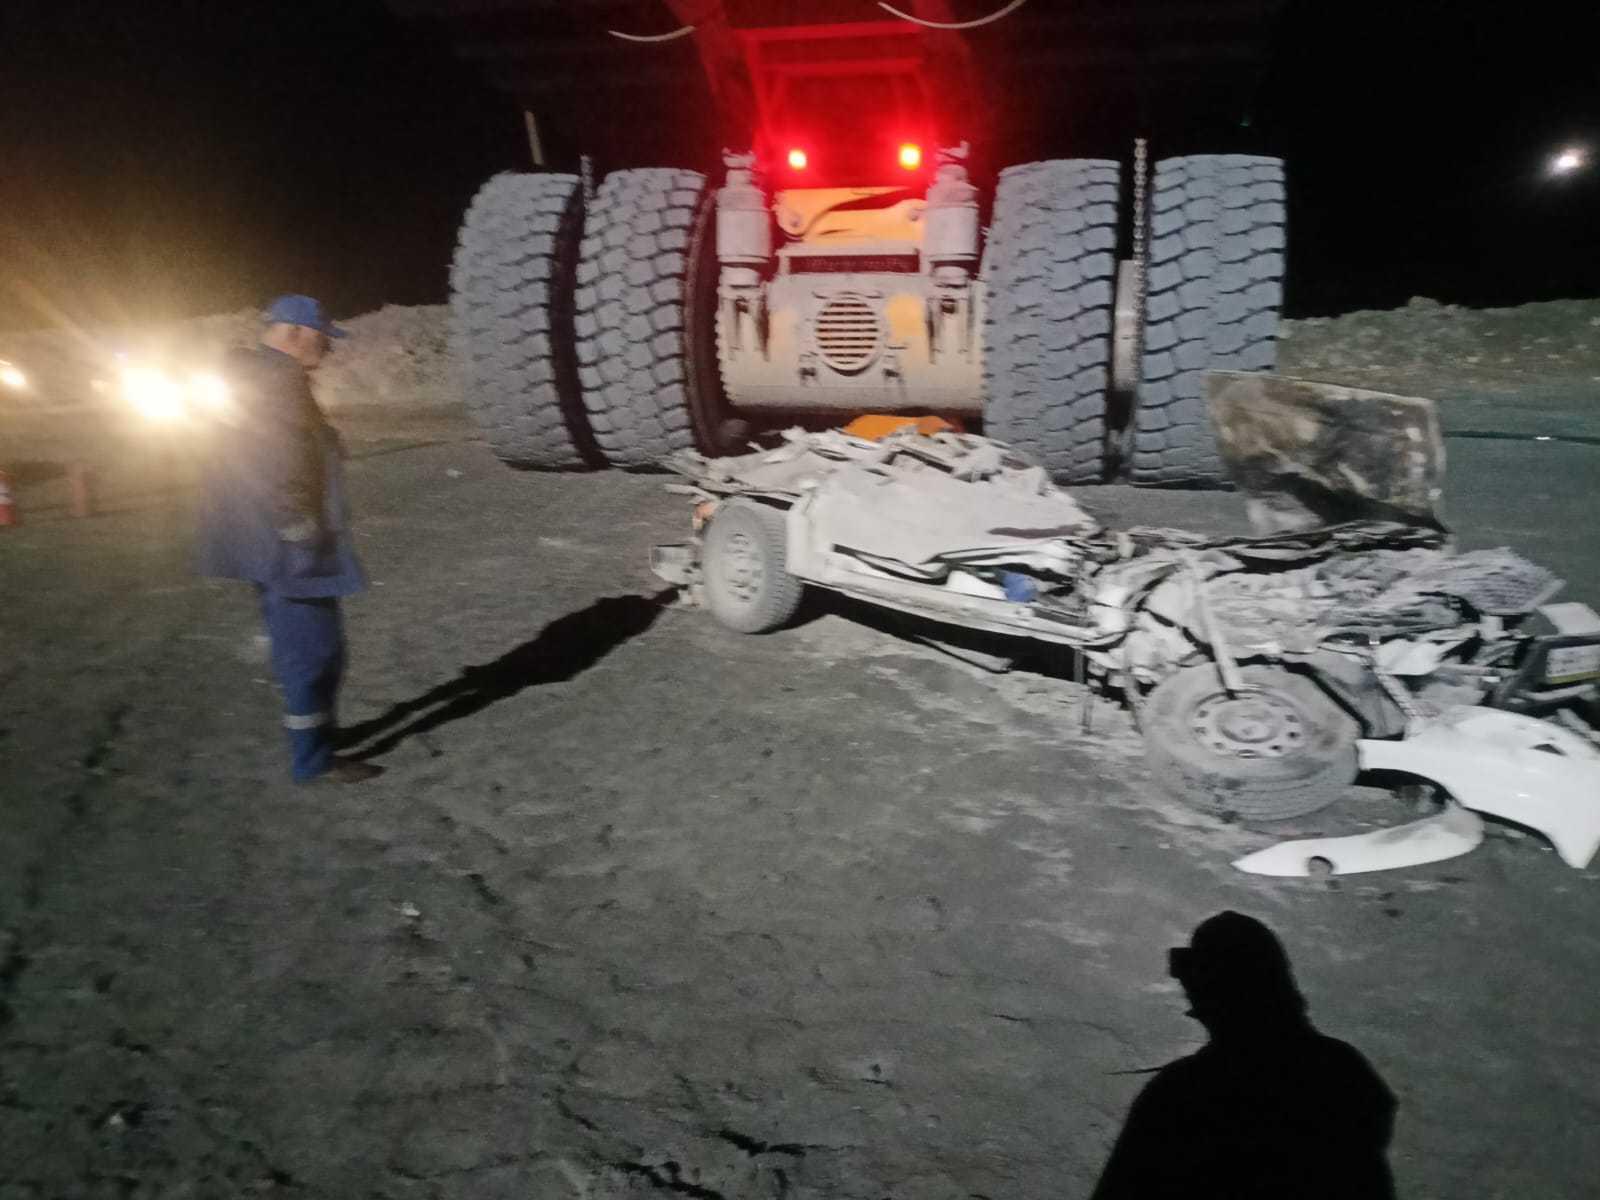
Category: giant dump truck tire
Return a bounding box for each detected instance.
[1132,155,1285,486]
[981,159,1120,484]
[574,168,707,469]
[449,172,598,469]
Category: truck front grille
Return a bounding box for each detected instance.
[813,293,883,373]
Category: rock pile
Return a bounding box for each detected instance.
[1279,296,1600,394]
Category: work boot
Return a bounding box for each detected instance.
[304,757,385,786]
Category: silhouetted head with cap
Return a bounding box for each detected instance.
[259,294,347,372]
[1168,911,1308,1040]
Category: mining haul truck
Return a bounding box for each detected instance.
[441,1,1286,486]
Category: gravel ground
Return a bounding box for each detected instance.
[3,403,1600,1198]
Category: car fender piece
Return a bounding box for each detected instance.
[1358,707,1600,869]
[1233,802,1484,877]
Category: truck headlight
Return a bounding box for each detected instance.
[0,363,27,391]
[122,366,187,422]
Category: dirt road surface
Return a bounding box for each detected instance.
[3,403,1599,1199]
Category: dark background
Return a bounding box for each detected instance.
[0,0,1595,331]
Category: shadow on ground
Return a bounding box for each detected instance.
[1091,911,1397,1200]
[342,589,675,758]
[802,589,1077,678]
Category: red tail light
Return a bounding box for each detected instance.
[898,143,922,170]
[787,147,809,170]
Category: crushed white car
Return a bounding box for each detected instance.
[651,384,1600,872]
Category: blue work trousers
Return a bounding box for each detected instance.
[257,587,346,782]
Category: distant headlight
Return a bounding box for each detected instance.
[119,363,232,423]
[0,363,27,391]
[121,366,187,422]
[1550,147,1587,176]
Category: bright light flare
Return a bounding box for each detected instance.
[1550,147,1587,175]
[187,371,232,414]
[898,142,923,170]
[787,147,808,170]
[0,363,27,391]
[121,366,186,422]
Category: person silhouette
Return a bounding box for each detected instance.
[1091,911,1397,1199]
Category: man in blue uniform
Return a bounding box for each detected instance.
[197,294,382,785]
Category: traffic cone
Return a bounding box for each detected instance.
[0,469,17,527]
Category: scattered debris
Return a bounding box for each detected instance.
[1358,707,1600,869]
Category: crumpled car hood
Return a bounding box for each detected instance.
[669,427,1097,570]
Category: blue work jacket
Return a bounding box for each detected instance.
[195,345,366,598]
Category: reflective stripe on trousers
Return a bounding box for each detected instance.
[257,587,345,781]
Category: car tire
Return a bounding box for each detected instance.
[1142,662,1358,821]
[702,499,804,634]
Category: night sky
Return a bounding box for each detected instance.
[0,0,1595,332]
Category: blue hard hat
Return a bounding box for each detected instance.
[263,294,348,338]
